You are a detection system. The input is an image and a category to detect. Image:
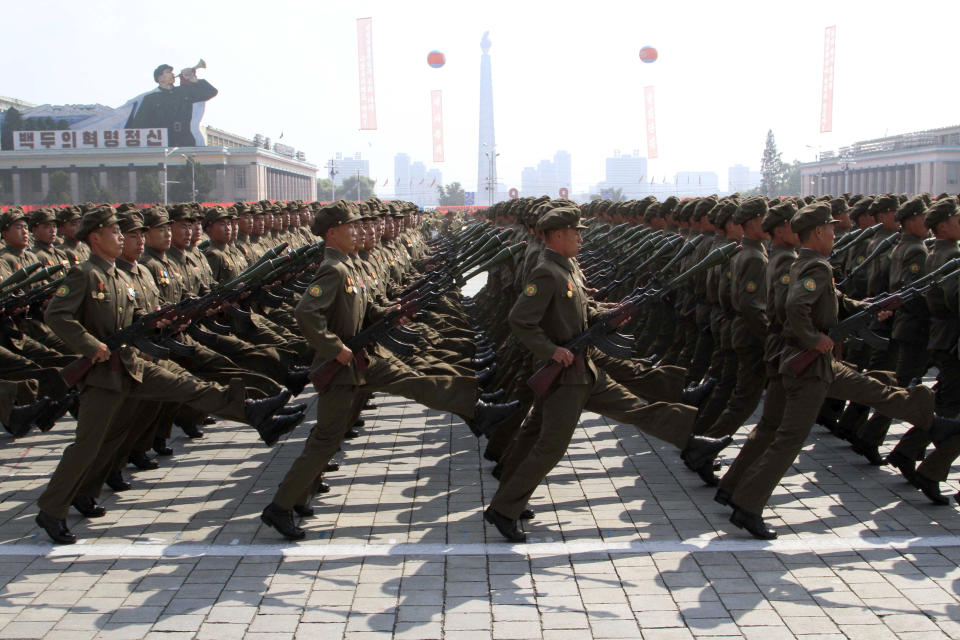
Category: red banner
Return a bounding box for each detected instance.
[357,17,378,130]
[431,90,444,163]
[644,86,658,159]
[820,26,836,134]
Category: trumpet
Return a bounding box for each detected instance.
[177,59,206,79]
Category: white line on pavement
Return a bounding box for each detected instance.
[3,534,960,559]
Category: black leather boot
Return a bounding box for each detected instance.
[469,400,521,438]
[36,511,76,545]
[730,507,777,539]
[245,390,292,427]
[680,377,717,409]
[261,503,305,540]
[484,507,526,542]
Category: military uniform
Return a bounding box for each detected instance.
[269,202,483,521]
[489,208,699,523]
[729,205,948,532]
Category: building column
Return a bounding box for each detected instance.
[11,171,22,205]
[69,170,80,203]
[129,169,137,202]
[40,170,50,202]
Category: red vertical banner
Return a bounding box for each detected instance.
[357,17,377,130]
[431,90,444,163]
[644,86,658,159]
[820,25,836,133]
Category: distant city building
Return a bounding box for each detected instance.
[392,153,442,206]
[330,152,369,187]
[590,151,649,199]
[519,150,571,197]
[801,124,960,196]
[727,164,762,193]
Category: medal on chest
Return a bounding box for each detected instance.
[566,281,574,298]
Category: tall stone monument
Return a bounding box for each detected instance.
[477,31,498,204]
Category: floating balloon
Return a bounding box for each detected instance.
[427,51,446,68]
[639,46,658,63]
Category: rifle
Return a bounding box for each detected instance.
[836,231,899,291]
[0,263,42,295]
[830,223,881,262]
[308,291,437,392]
[527,242,741,396]
[786,257,960,376]
[59,258,283,386]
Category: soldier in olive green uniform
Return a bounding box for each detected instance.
[35,207,304,544]
[884,197,960,504]
[694,198,771,483]
[853,197,932,466]
[726,204,960,540]
[55,206,90,266]
[262,201,518,541]
[484,206,730,543]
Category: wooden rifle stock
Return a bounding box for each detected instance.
[527,360,564,398]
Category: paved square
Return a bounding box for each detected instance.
[2,384,959,639]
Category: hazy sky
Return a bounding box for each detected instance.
[5,0,959,194]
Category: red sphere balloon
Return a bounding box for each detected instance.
[427,51,446,68]
[639,46,658,63]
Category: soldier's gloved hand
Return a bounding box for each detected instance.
[552,347,574,367]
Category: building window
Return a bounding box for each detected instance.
[235,166,246,189]
[947,163,960,186]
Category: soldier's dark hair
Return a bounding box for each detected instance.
[154,64,173,82]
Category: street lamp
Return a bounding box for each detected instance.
[162,146,181,205]
[326,158,337,202]
[483,144,500,205]
[180,153,196,201]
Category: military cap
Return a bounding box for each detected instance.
[168,203,196,222]
[692,197,717,222]
[675,199,696,222]
[76,206,120,241]
[762,201,798,233]
[924,196,959,229]
[829,197,848,215]
[714,201,740,229]
[849,197,874,221]
[311,199,362,235]
[115,202,139,214]
[117,212,147,234]
[643,201,663,223]
[791,203,838,235]
[536,206,587,232]
[55,206,82,224]
[732,197,769,225]
[202,205,230,228]
[249,203,264,215]
[141,206,170,229]
[868,194,899,215]
[0,208,27,232]
[28,208,57,228]
[895,197,926,222]
[660,195,680,217]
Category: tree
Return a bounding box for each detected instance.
[45,171,72,205]
[781,160,802,196]
[760,129,785,197]
[437,181,465,205]
[316,178,334,201]
[1,107,23,150]
[168,158,213,202]
[334,175,376,201]
[137,174,163,204]
[82,175,116,204]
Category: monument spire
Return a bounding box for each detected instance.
[477,31,497,204]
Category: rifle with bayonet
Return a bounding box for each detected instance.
[786,257,960,376]
[0,263,43,296]
[836,232,900,291]
[829,224,881,265]
[528,242,741,397]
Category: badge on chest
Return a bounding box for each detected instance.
[566,281,574,298]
